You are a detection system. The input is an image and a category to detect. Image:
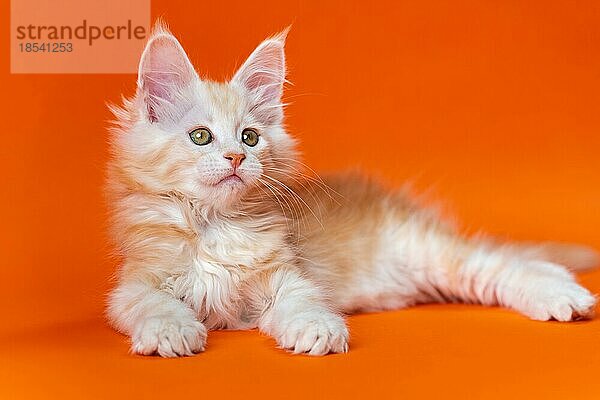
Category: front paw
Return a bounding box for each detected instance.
[132,316,207,357]
[276,311,349,356]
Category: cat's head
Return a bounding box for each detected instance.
[110,23,298,211]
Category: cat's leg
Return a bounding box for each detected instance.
[420,239,597,321]
[107,279,207,357]
[349,210,598,320]
[328,215,596,320]
[245,267,349,355]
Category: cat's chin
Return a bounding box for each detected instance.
[198,177,250,208]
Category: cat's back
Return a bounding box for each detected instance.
[294,171,417,242]
[292,172,416,270]
[291,171,457,311]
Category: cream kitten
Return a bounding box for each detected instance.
[106,23,598,357]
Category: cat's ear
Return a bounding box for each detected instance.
[137,23,198,123]
[232,28,289,124]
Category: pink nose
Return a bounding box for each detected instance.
[224,152,246,169]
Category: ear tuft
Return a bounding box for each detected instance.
[137,21,197,123]
[149,18,172,37]
[268,25,291,46]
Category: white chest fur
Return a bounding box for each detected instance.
[160,209,290,330]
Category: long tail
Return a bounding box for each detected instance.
[515,242,599,272]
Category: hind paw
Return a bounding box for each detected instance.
[513,262,596,321]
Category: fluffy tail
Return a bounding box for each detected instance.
[516,242,600,272]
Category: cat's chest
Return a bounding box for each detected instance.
[171,216,289,329]
[193,217,284,267]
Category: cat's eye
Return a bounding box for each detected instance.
[189,127,213,146]
[242,128,259,147]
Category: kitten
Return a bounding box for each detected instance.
[106,23,598,357]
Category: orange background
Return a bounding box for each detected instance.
[1,1,600,399]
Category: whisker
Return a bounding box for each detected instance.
[270,157,344,204]
[261,177,304,233]
[257,177,302,238]
[261,173,324,231]
[249,180,295,234]
[263,166,324,211]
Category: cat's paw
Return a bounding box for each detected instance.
[276,311,349,356]
[131,316,207,357]
[515,263,596,321]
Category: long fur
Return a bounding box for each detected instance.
[106,23,598,357]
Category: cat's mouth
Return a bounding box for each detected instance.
[217,173,243,185]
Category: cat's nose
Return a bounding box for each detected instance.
[224,152,246,169]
